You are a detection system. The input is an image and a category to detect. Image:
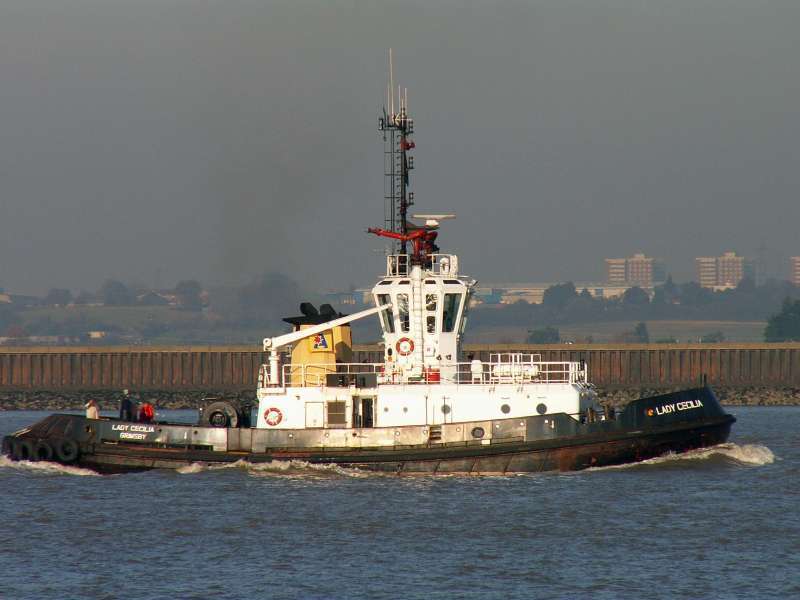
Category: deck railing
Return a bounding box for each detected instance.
[259,353,587,388]
[385,254,459,277]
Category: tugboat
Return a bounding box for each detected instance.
[2,78,735,475]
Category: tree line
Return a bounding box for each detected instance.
[470,277,800,343]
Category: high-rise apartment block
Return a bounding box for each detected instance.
[605,253,666,288]
[695,252,755,289]
[791,257,800,287]
[605,259,627,285]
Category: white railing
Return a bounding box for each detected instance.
[385,254,459,277]
[463,354,587,384]
[259,353,587,388]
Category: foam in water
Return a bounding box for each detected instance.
[176,459,368,478]
[0,455,99,477]
[590,443,775,472]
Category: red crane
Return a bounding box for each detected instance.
[367,225,439,264]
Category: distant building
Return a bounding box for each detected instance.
[471,288,503,305]
[791,257,800,287]
[323,291,358,306]
[8,294,42,308]
[137,291,171,306]
[695,251,755,290]
[605,254,666,288]
[476,282,633,305]
[605,259,627,285]
[695,256,718,288]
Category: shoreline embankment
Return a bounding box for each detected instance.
[1,387,799,411]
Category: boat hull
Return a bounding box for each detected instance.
[2,387,735,475]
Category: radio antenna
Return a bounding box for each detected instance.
[378,50,416,254]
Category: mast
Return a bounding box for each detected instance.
[378,50,415,254]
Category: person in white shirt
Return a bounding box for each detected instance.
[85,399,99,420]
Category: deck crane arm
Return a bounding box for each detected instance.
[262,303,392,385]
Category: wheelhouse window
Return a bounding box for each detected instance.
[426,294,438,312]
[427,316,436,333]
[377,294,394,333]
[442,293,463,332]
[426,294,438,333]
[397,293,410,332]
[459,294,471,334]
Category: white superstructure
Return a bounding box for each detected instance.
[256,245,597,431]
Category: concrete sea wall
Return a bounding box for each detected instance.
[1,343,798,390]
[0,343,799,409]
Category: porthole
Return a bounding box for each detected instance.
[471,427,485,439]
[403,407,408,413]
[536,403,547,415]
[500,404,511,414]
[441,404,451,414]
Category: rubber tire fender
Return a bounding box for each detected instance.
[1,436,12,457]
[55,439,79,464]
[15,439,35,461]
[202,401,240,428]
[34,440,54,462]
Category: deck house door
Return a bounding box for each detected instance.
[305,402,324,428]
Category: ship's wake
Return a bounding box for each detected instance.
[589,443,775,472]
[0,455,99,476]
[176,459,369,479]
[174,443,775,479]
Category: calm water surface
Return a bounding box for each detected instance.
[0,407,797,600]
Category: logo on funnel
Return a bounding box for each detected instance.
[312,333,329,350]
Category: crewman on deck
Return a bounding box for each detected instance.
[85,399,99,420]
[119,389,134,421]
[138,401,155,423]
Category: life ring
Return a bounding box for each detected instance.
[264,407,283,427]
[55,439,79,464]
[34,440,54,462]
[396,337,415,356]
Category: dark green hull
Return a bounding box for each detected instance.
[3,387,734,475]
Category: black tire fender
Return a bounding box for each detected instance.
[201,401,239,428]
[55,439,79,464]
[16,439,35,461]
[8,439,22,461]
[34,440,54,462]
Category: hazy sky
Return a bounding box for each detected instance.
[1,0,798,294]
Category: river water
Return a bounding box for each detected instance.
[0,407,796,600]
